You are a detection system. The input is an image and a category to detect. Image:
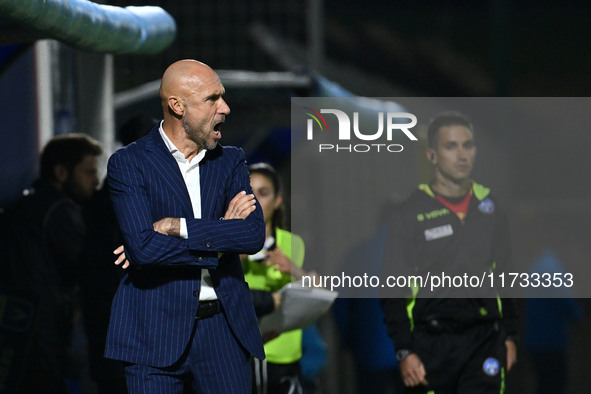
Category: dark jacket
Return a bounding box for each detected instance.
[104,127,265,366]
[6,179,86,391]
[381,182,518,351]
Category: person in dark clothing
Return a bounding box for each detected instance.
[334,223,405,394]
[381,112,518,394]
[80,115,155,394]
[7,133,102,394]
[80,180,128,394]
[524,249,582,394]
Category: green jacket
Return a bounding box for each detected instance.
[243,228,305,363]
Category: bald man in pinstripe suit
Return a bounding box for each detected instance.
[105,60,265,393]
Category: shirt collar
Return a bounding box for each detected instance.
[159,121,206,165]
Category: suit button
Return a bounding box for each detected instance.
[193,289,198,297]
[196,257,203,262]
[206,242,214,248]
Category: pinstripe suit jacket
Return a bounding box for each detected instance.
[104,126,266,367]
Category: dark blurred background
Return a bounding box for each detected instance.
[107,0,591,96]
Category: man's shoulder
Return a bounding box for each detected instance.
[12,182,80,232]
[204,144,244,162]
[399,186,435,209]
[214,144,243,156]
[113,134,149,157]
[470,181,507,214]
[386,186,445,225]
[107,134,152,171]
[472,181,493,201]
[21,180,72,211]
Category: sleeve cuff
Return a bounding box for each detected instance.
[180,218,188,239]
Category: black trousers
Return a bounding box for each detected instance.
[406,321,506,394]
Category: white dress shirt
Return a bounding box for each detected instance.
[159,122,217,301]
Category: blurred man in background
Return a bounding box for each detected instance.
[80,115,156,394]
[381,112,518,393]
[6,133,102,393]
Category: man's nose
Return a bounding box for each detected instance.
[219,98,230,115]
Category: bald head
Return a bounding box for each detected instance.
[158,59,230,156]
[160,60,218,104]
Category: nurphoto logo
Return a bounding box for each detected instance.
[304,108,418,153]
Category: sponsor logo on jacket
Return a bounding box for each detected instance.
[417,208,450,222]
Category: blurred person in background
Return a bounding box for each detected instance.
[333,218,405,394]
[243,162,318,394]
[5,134,101,393]
[80,114,155,394]
[381,111,518,393]
[524,249,582,394]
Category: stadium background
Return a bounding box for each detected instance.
[2,1,591,393]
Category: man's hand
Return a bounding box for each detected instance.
[505,340,517,371]
[113,245,130,269]
[153,217,181,236]
[224,191,256,220]
[400,353,429,387]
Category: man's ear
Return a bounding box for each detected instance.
[53,164,68,183]
[426,149,436,164]
[168,96,184,117]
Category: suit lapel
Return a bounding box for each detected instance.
[199,152,214,219]
[199,146,224,220]
[144,127,194,217]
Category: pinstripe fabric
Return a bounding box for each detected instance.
[189,313,251,393]
[105,126,266,370]
[125,313,251,394]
